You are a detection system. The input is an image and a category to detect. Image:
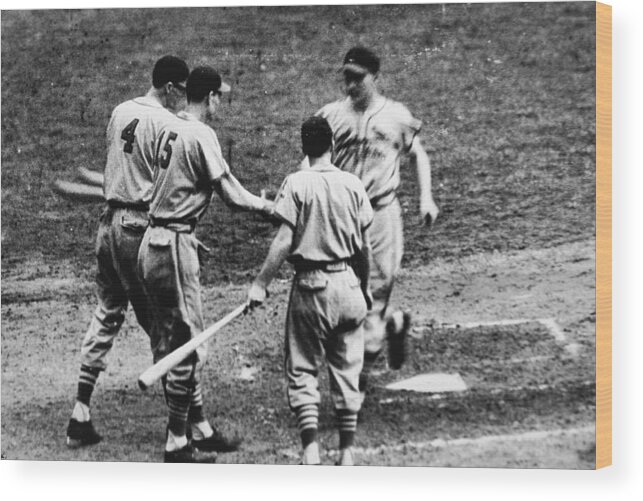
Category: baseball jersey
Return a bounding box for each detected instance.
[273,163,373,264]
[316,97,422,205]
[148,111,230,222]
[104,96,175,205]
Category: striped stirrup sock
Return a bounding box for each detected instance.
[295,403,318,447]
[336,409,358,449]
[187,382,205,424]
[167,392,191,437]
[77,365,101,406]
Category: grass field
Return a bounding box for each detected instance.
[1,2,596,467]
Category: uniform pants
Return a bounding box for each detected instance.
[286,268,367,413]
[137,226,207,399]
[363,198,404,354]
[80,207,151,370]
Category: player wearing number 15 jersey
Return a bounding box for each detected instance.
[137,66,272,462]
[66,56,190,448]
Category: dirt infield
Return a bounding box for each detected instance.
[1,239,595,466]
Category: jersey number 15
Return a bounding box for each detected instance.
[155,131,178,170]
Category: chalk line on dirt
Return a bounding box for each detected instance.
[279,425,594,460]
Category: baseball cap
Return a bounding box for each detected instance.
[186,66,231,102]
[341,46,380,75]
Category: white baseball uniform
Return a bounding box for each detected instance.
[273,163,373,413]
[316,96,421,353]
[81,96,176,371]
[138,110,230,400]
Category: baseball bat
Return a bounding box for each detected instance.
[53,179,105,203]
[138,302,248,391]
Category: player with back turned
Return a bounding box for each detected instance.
[248,116,373,466]
[137,66,273,463]
[305,46,440,395]
[65,55,190,448]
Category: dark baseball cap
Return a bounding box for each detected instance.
[186,66,231,102]
[341,46,380,75]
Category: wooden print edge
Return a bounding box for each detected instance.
[595,0,612,470]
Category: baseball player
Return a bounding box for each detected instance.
[66,55,190,448]
[303,46,440,394]
[248,116,373,466]
[137,66,273,463]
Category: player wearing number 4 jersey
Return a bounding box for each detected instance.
[66,57,240,457]
[66,56,189,449]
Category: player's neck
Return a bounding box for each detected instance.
[146,87,166,107]
[350,90,382,112]
[308,152,333,169]
[184,103,206,122]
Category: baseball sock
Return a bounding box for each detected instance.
[361,350,381,382]
[336,409,357,449]
[71,401,91,422]
[167,392,191,441]
[166,429,188,452]
[187,383,215,440]
[76,365,100,408]
[295,403,318,448]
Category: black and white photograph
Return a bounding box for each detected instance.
[2,0,602,470]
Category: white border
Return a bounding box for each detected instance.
[1,0,641,499]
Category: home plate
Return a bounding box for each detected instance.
[385,373,467,393]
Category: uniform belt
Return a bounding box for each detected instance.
[107,200,149,211]
[149,215,197,233]
[369,190,396,209]
[293,260,350,273]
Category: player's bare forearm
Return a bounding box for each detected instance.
[214,173,272,214]
[248,223,293,308]
[255,223,293,289]
[352,229,373,310]
[411,138,439,226]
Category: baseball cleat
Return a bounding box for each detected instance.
[164,443,217,463]
[192,429,242,453]
[386,311,411,370]
[66,418,102,448]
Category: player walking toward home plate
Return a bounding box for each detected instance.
[137,66,273,463]
[66,56,190,448]
[307,46,440,392]
[248,116,373,466]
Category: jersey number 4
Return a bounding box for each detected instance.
[156,131,178,170]
[121,119,140,154]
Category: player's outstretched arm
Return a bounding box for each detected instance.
[53,179,105,203]
[247,223,293,309]
[410,137,439,227]
[213,172,273,215]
